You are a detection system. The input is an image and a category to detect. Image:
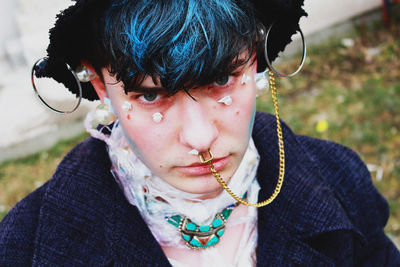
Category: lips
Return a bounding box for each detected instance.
[176,156,229,176]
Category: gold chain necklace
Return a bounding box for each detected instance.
[199,70,285,207]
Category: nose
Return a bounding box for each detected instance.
[178,97,219,152]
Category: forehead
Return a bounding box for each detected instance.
[141,76,160,88]
[124,52,255,91]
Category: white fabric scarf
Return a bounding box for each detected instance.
[85,114,260,263]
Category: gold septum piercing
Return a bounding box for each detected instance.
[199,70,285,208]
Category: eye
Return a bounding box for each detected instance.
[140,92,160,102]
[215,76,230,86]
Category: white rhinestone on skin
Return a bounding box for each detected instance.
[188,149,199,155]
[152,112,163,123]
[217,95,232,106]
[121,101,132,111]
[241,73,251,85]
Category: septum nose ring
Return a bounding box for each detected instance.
[199,149,213,164]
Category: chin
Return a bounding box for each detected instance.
[161,163,238,196]
[174,174,230,197]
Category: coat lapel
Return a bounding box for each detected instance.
[33,138,170,266]
[253,112,364,266]
[110,182,171,266]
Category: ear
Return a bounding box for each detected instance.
[252,59,258,73]
[82,61,108,103]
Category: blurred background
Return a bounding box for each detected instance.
[0,0,399,247]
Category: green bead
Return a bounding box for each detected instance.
[186,222,197,231]
[199,225,210,232]
[171,215,182,223]
[190,238,203,247]
[182,234,191,242]
[168,220,180,227]
[167,215,182,227]
[221,208,233,219]
[212,218,223,228]
[206,236,219,246]
[217,229,225,237]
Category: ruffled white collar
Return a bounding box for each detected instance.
[85,114,260,253]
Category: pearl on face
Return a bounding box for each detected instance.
[121,101,132,111]
[94,103,116,125]
[217,95,232,106]
[152,112,163,123]
[241,73,251,85]
[188,149,199,155]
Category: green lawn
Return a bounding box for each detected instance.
[0,133,89,219]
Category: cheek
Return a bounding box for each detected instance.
[248,101,256,136]
[122,118,160,152]
[119,122,143,157]
[106,96,154,159]
[119,114,176,168]
[233,103,256,139]
[224,85,256,136]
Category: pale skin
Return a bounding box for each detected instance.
[86,58,258,264]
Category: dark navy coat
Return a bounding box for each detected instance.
[1,112,399,266]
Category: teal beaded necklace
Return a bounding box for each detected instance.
[166,202,238,249]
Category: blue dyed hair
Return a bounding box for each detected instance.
[41,0,306,100]
[97,0,259,95]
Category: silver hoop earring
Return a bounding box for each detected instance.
[31,57,82,114]
[264,22,307,78]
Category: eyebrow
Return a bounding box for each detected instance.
[122,59,250,94]
[126,86,167,93]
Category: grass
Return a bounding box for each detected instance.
[0,132,89,219]
[0,19,399,245]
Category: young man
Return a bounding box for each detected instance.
[1,0,399,266]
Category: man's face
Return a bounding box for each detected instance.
[103,61,257,198]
